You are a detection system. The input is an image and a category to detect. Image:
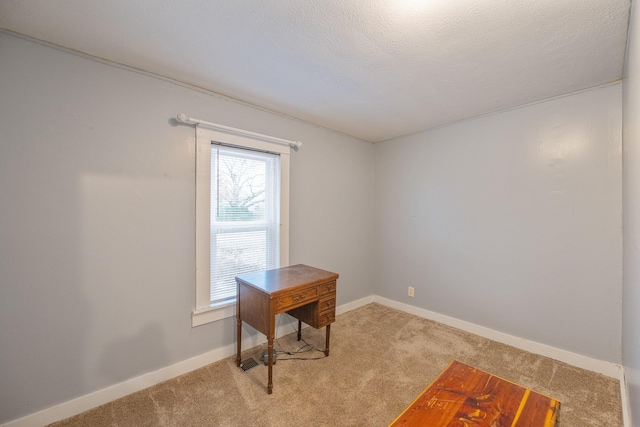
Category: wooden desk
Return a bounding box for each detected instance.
[235,264,339,394]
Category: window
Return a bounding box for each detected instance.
[193,126,290,326]
[209,145,280,305]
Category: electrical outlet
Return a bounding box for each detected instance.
[408,286,414,297]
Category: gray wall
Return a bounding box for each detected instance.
[0,26,630,424]
[623,0,640,423]
[0,33,375,423]
[374,85,622,363]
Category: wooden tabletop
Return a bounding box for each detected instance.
[235,264,339,294]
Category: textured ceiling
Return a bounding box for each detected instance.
[0,0,631,142]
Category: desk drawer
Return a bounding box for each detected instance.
[277,288,318,310]
[319,296,335,312]
[318,310,336,327]
[318,281,336,296]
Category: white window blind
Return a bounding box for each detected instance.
[209,144,281,305]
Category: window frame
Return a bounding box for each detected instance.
[192,125,290,327]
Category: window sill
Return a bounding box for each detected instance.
[192,300,236,327]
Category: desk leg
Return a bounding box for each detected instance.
[236,316,242,367]
[324,324,331,356]
[297,319,302,341]
[236,283,242,368]
[267,314,275,394]
[267,335,274,394]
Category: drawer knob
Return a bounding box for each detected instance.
[293,295,306,302]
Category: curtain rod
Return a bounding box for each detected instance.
[176,113,302,149]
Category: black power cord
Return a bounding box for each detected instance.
[272,315,326,361]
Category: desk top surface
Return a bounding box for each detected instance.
[235,264,339,294]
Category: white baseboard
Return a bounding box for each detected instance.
[2,294,623,426]
[620,367,632,427]
[373,295,622,378]
[336,294,375,315]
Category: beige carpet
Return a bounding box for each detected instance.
[49,303,622,427]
